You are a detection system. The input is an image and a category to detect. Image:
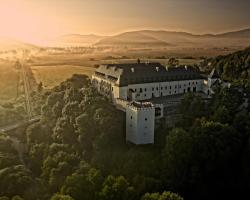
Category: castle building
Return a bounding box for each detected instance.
[126,102,155,145]
[92,62,220,145]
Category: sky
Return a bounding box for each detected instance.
[0,0,250,44]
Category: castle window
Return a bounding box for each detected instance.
[152,87,154,91]
[145,88,147,92]
[161,87,163,90]
[156,87,159,91]
[131,116,133,119]
[170,86,172,89]
[144,94,146,97]
[145,118,148,121]
[140,88,143,92]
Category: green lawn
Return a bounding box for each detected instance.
[31,65,95,88]
[0,62,19,101]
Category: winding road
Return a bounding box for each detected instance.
[0,116,40,133]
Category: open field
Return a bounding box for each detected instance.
[30,51,203,88]
[0,48,203,96]
[0,61,19,101]
[31,65,95,88]
[101,58,203,65]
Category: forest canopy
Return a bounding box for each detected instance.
[0,70,249,200]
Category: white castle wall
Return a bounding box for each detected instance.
[126,79,204,101]
[92,67,220,145]
[93,73,204,101]
[126,104,155,144]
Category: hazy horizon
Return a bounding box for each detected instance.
[1,0,250,45]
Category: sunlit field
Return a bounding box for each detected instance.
[102,58,203,65]
[29,49,203,89]
[30,58,202,89]
[0,61,19,101]
[31,65,95,88]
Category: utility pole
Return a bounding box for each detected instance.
[19,50,33,119]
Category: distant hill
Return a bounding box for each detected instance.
[94,28,250,48]
[0,38,37,51]
[47,28,250,53]
[216,28,250,38]
[95,31,172,47]
[96,30,199,47]
[51,34,106,46]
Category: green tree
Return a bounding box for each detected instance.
[99,175,135,200]
[37,82,43,92]
[61,162,103,200]
[0,165,34,197]
[41,144,81,192]
[212,106,231,123]
[168,58,179,67]
[162,128,193,189]
[142,191,183,200]
[11,196,24,200]
[0,197,9,200]
[50,194,74,200]
[179,93,206,127]
[162,121,242,199]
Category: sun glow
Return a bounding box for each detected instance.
[0,0,64,45]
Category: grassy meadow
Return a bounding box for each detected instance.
[31,65,95,88]
[30,56,202,89]
[30,51,203,89]
[0,49,203,99]
[0,61,19,101]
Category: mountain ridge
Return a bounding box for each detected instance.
[93,28,250,47]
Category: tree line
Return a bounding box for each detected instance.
[0,73,249,200]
